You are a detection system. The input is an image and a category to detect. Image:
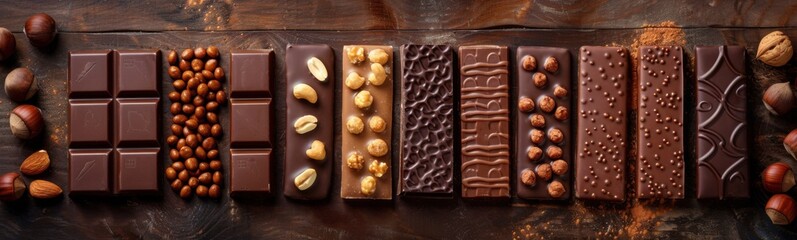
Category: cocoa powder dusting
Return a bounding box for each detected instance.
[629,21,686,109]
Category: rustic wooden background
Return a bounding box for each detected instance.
[0,1,796,239]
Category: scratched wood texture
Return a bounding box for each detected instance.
[0,1,795,239]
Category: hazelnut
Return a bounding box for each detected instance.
[762,162,795,193]
[766,194,797,225]
[193,47,207,59]
[0,172,25,201]
[757,31,793,67]
[533,72,547,88]
[530,114,545,128]
[196,185,209,197]
[529,129,545,145]
[0,28,16,61]
[167,50,178,65]
[354,90,373,109]
[180,185,191,198]
[548,128,564,144]
[546,146,563,159]
[548,180,565,198]
[368,63,387,86]
[361,176,377,196]
[24,13,57,48]
[551,160,568,176]
[168,66,181,80]
[527,147,543,161]
[367,139,388,157]
[181,48,194,60]
[538,96,555,113]
[4,67,38,102]
[368,116,387,133]
[345,72,366,90]
[544,57,559,73]
[554,106,569,121]
[9,104,44,140]
[368,49,389,65]
[763,82,795,116]
[346,46,366,64]
[170,179,182,191]
[518,97,535,113]
[207,46,220,59]
[784,128,797,160]
[346,152,365,170]
[553,86,568,98]
[521,55,537,71]
[368,160,389,178]
[536,163,553,181]
[520,168,536,187]
[209,184,221,198]
[346,116,365,134]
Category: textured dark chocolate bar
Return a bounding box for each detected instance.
[696,46,749,199]
[459,45,510,199]
[399,44,454,197]
[636,46,685,199]
[284,44,334,200]
[515,46,571,200]
[575,46,628,202]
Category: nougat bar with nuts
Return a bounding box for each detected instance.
[515,46,571,200]
[341,45,393,200]
[575,46,629,202]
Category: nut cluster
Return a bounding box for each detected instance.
[344,47,390,196]
[518,54,569,198]
[165,46,225,199]
[0,150,62,202]
[290,56,331,191]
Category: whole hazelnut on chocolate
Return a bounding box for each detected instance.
[521,55,536,71]
[553,86,568,98]
[547,128,563,144]
[529,129,545,145]
[546,146,563,159]
[763,82,795,116]
[532,72,548,88]
[530,114,546,128]
[536,163,553,181]
[548,180,565,198]
[518,97,535,113]
[527,147,543,161]
[766,194,797,225]
[784,128,797,160]
[0,172,26,201]
[9,104,44,140]
[551,160,568,176]
[554,106,569,121]
[544,57,559,73]
[24,13,57,48]
[0,27,16,61]
[762,162,796,193]
[4,67,38,102]
[520,169,536,187]
[538,95,555,113]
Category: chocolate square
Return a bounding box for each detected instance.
[69,99,112,148]
[230,149,272,196]
[114,148,160,194]
[230,99,272,148]
[69,50,112,98]
[114,98,160,148]
[69,149,112,195]
[229,50,273,98]
[114,50,160,98]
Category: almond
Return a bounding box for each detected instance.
[20,150,49,175]
[28,180,62,199]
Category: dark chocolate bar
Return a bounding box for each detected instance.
[115,148,160,194]
[459,45,510,199]
[636,46,685,199]
[230,149,272,196]
[284,44,334,200]
[68,149,112,195]
[398,44,454,197]
[575,46,629,202]
[68,50,112,98]
[515,46,571,200]
[696,46,749,199]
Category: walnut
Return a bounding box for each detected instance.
[536,163,552,181]
[529,129,545,145]
[551,159,568,176]
[553,85,568,98]
[530,114,545,128]
[518,97,535,113]
[354,90,373,109]
[346,116,364,134]
[368,49,389,65]
[554,106,568,121]
[346,46,366,64]
[368,160,388,178]
[547,128,563,144]
[546,146,563,159]
[346,152,365,170]
[544,57,559,73]
[548,180,565,198]
[527,147,543,162]
[361,176,376,195]
[533,72,547,88]
[538,95,555,113]
[367,139,388,157]
[521,168,536,187]
[521,55,537,71]
[345,72,365,90]
[368,116,387,133]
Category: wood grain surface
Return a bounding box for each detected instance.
[0,1,796,239]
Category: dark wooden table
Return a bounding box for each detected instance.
[1,1,797,239]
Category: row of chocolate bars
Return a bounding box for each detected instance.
[66,44,747,201]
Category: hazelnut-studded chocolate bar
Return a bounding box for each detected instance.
[398,44,454,197]
[575,46,629,202]
[696,46,749,199]
[459,45,511,199]
[284,44,335,200]
[229,49,274,197]
[341,45,393,200]
[515,46,571,200]
[636,46,685,199]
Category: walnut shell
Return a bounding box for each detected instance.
[757,31,793,67]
